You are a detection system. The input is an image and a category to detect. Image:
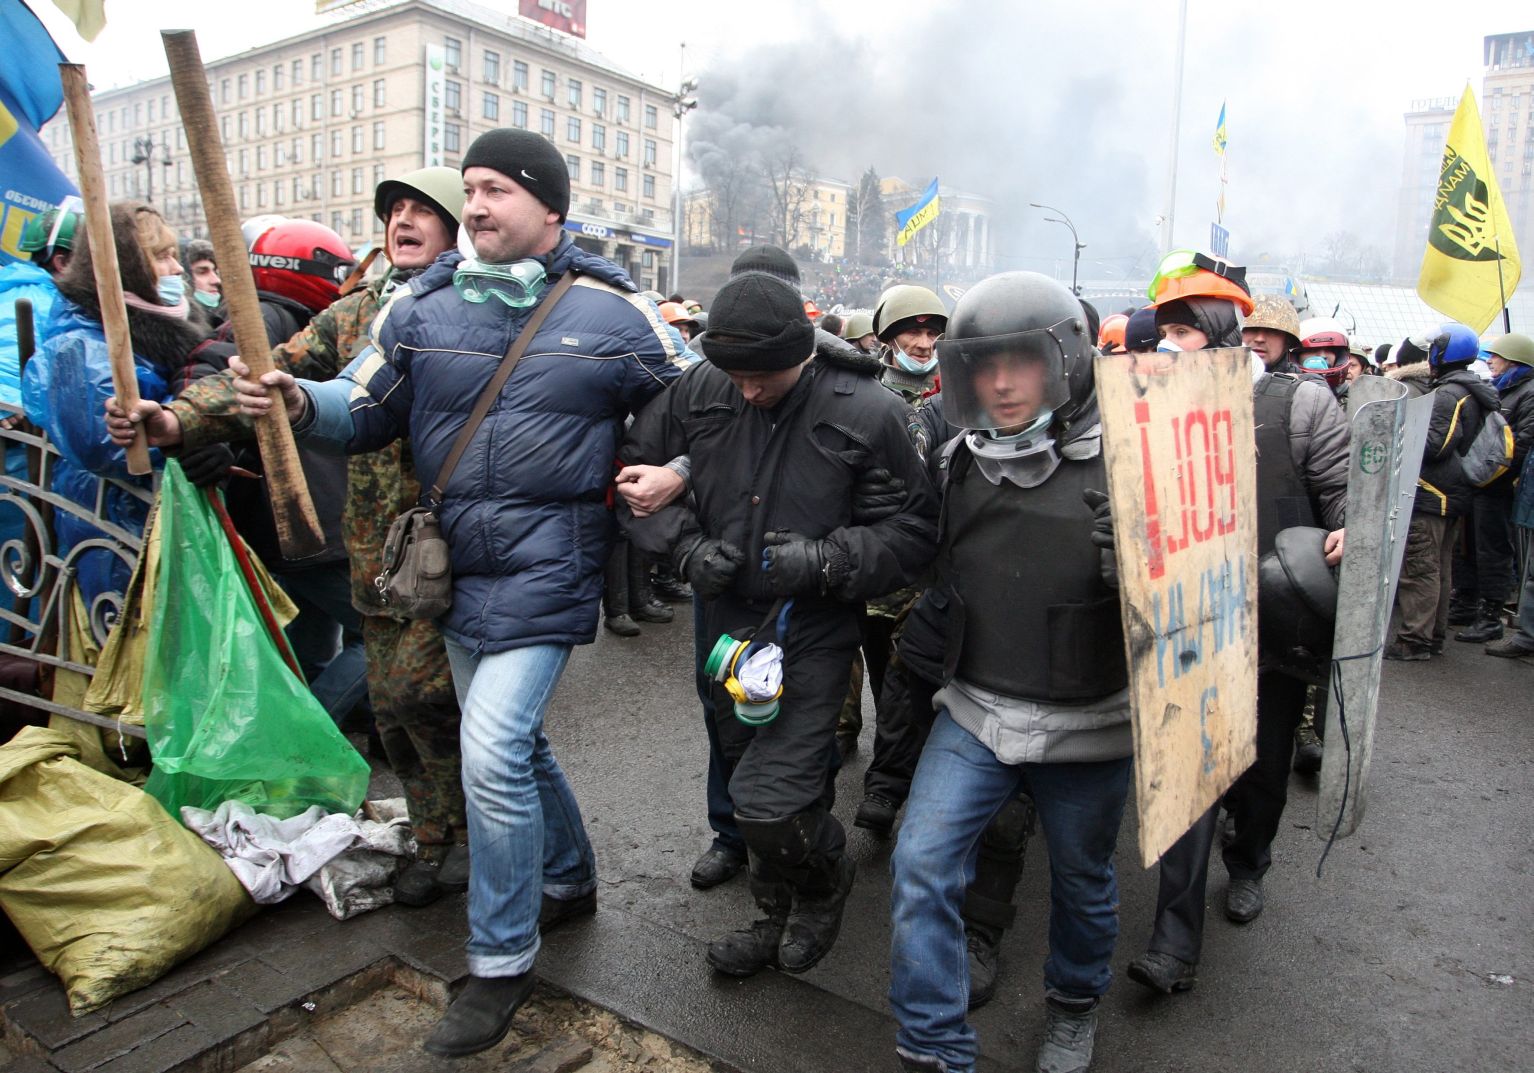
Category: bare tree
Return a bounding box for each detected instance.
[762,139,813,252]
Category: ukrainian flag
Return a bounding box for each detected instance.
[1417,86,1522,333]
[0,0,79,265]
[1212,102,1227,157]
[896,178,941,247]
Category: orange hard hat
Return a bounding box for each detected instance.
[1149,267,1255,317]
[658,301,697,326]
[803,299,822,317]
[1098,313,1128,350]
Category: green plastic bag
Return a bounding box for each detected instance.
[141,464,370,820]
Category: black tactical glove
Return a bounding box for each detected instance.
[1083,489,1117,589]
[761,530,852,598]
[178,442,236,489]
[850,467,906,525]
[675,536,744,600]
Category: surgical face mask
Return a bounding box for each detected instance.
[1156,336,1183,354]
[453,258,547,309]
[893,346,939,375]
[192,288,221,309]
[157,274,185,305]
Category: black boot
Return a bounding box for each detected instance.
[1447,591,1479,627]
[1455,600,1505,643]
[422,973,536,1057]
[602,542,641,637]
[965,923,1002,1009]
[651,561,693,602]
[707,873,788,977]
[778,855,856,974]
[629,547,674,624]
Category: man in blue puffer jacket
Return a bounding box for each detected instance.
[232,130,685,1057]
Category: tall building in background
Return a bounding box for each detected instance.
[43,0,679,292]
[1392,98,1456,282]
[1481,31,1534,282]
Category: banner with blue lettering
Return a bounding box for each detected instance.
[0,0,79,265]
[1096,346,1259,866]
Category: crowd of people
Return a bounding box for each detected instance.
[3,124,1530,1073]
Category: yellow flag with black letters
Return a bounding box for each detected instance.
[1417,86,1521,333]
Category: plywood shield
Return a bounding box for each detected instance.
[1096,348,1259,866]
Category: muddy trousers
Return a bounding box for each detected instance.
[1147,671,1306,962]
[1393,514,1460,649]
[364,614,466,857]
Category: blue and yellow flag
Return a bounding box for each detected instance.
[1212,101,1227,157]
[896,178,941,247]
[0,0,79,266]
[1418,86,1522,333]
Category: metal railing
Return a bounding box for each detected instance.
[0,399,153,739]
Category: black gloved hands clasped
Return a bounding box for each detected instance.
[761,530,852,598]
[178,442,237,489]
[675,535,744,600]
[850,467,906,525]
[1083,489,1117,589]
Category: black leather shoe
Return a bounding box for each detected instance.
[854,793,898,838]
[690,844,747,890]
[966,927,1001,1009]
[438,844,470,891]
[632,598,674,624]
[1225,878,1264,923]
[603,614,641,637]
[706,915,785,977]
[539,889,596,932]
[422,973,535,1057]
[393,860,445,907]
[1127,950,1197,993]
[651,575,693,602]
[778,856,855,974]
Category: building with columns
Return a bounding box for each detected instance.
[42,0,681,292]
[881,176,994,278]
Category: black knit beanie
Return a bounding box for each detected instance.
[699,273,815,372]
[730,244,800,285]
[462,129,571,222]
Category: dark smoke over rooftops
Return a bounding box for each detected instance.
[682,0,1404,282]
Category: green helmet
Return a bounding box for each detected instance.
[873,284,947,342]
[1487,332,1534,368]
[841,311,874,341]
[373,165,465,230]
[19,205,80,265]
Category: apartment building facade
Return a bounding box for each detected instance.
[43,0,680,292]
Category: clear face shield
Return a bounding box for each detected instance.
[936,322,1074,435]
[938,322,1077,489]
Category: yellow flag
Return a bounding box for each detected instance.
[1417,86,1521,333]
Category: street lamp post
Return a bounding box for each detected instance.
[131,136,172,206]
[670,58,698,297]
[1029,201,1085,296]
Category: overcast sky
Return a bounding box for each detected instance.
[23,0,1534,276]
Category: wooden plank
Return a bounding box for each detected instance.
[1095,347,1259,866]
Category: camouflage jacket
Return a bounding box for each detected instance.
[167,274,420,615]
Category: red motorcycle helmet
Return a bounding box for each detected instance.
[246,218,356,313]
[1298,317,1350,389]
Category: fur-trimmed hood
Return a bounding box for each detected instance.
[53,277,208,372]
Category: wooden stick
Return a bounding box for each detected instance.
[160,30,325,559]
[58,65,151,476]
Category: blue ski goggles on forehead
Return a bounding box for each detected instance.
[453,258,547,308]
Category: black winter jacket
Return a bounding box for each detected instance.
[622,348,940,607]
[1494,371,1534,494]
[1415,365,1499,517]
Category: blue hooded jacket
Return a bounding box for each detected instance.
[309,234,684,654]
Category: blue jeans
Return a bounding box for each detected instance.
[889,710,1131,1073]
[445,639,597,978]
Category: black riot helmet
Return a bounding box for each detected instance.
[935,271,1096,433]
[1258,526,1339,680]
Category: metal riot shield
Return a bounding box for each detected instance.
[1317,375,1432,839]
